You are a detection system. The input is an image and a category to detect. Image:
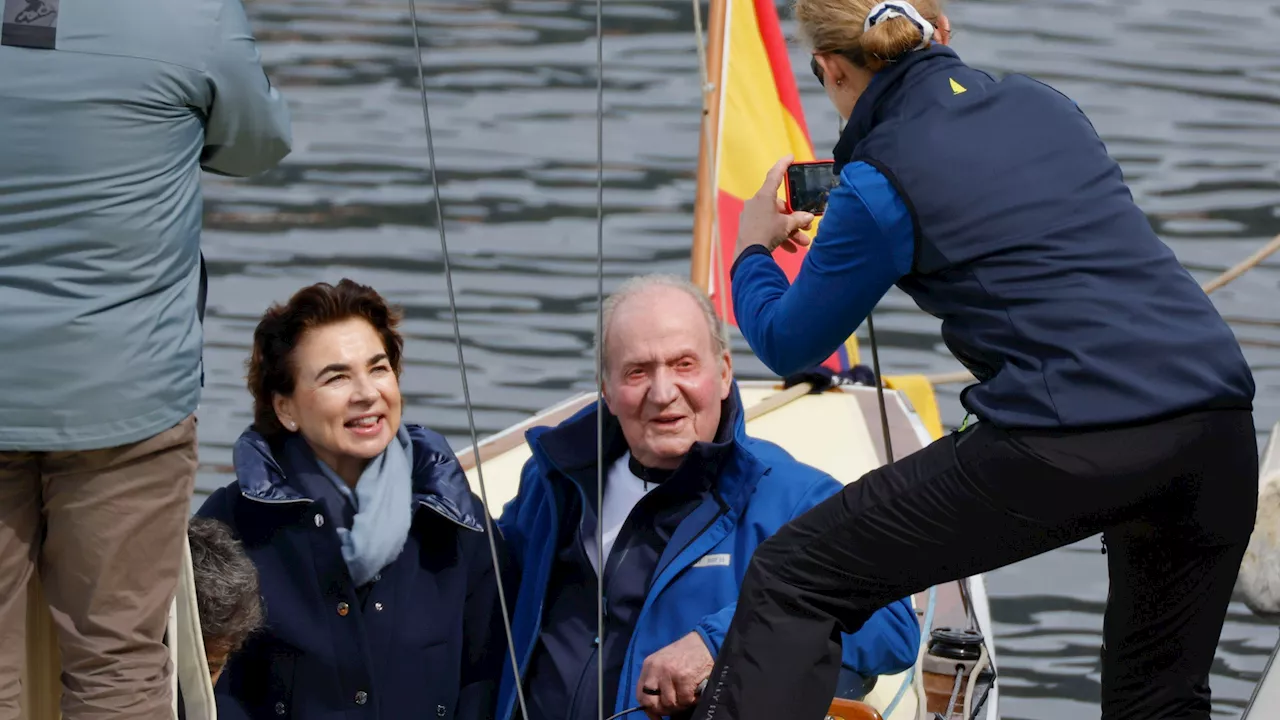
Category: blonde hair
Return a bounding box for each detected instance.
[794,0,943,71]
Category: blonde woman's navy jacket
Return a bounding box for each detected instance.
[731,44,1254,430]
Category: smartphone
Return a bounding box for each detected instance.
[784,160,837,215]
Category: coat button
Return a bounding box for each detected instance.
[437,705,446,717]
[372,573,381,582]
[374,602,384,612]
[314,513,324,527]
[355,690,368,705]
[275,701,286,715]
[337,601,349,616]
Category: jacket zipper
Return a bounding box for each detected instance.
[619,494,730,710]
[520,446,738,719]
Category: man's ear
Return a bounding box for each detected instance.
[719,350,733,399]
[600,374,615,414]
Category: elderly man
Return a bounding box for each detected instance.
[494,274,919,720]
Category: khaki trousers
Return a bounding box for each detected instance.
[0,416,198,720]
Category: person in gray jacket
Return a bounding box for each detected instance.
[0,0,291,717]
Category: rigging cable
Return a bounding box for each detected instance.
[836,113,894,466]
[404,4,530,720]
[867,312,894,464]
[594,0,607,716]
[690,0,729,320]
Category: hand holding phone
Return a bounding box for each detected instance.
[734,155,818,260]
[783,160,837,216]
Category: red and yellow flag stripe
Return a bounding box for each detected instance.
[708,0,856,370]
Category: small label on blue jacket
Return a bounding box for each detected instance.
[693,553,731,568]
[2,0,58,49]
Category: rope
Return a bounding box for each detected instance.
[961,644,991,720]
[404,5,530,720]
[1241,337,1280,350]
[867,312,895,464]
[925,231,1280,386]
[710,201,730,321]
[882,585,936,718]
[1225,316,1280,329]
[691,0,710,94]
[1201,233,1280,294]
[594,0,606,716]
[943,666,965,719]
[691,0,727,311]
[605,707,642,720]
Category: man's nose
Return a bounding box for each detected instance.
[648,366,679,405]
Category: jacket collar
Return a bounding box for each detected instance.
[833,44,961,173]
[230,423,484,532]
[524,380,761,509]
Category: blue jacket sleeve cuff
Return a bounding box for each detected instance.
[693,624,719,657]
[729,244,773,280]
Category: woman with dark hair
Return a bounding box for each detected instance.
[196,279,510,720]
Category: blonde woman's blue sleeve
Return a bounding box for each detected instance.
[728,161,915,377]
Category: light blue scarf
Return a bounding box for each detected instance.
[314,423,414,587]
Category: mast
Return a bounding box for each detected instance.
[689,0,727,291]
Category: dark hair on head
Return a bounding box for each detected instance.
[247,279,404,438]
[188,516,264,659]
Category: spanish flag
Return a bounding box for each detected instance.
[700,0,860,370]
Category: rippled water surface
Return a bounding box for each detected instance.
[194,0,1280,716]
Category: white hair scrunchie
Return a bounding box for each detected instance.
[863,1,935,51]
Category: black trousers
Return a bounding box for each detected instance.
[688,408,1257,720]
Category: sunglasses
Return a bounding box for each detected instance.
[811,53,859,87]
[810,56,824,86]
[809,27,949,87]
